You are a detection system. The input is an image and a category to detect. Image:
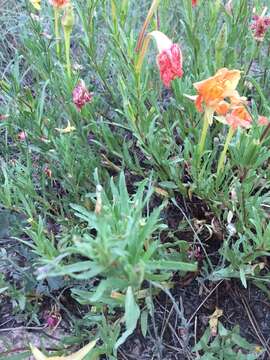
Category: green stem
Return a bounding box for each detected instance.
[64,30,71,78]
[135,33,152,74]
[241,185,247,227]
[54,8,60,57]
[217,126,235,175]
[244,42,261,80]
[198,109,212,160]
[135,0,160,52]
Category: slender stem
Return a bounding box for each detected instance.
[136,0,160,52]
[244,42,261,80]
[260,121,270,143]
[263,42,270,87]
[64,31,71,78]
[54,8,60,57]
[135,33,152,74]
[198,109,213,160]
[217,126,235,175]
[241,186,247,227]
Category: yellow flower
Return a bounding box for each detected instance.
[55,121,76,133]
[30,340,97,360]
[30,0,41,10]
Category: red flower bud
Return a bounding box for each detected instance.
[72,80,93,111]
[157,43,183,88]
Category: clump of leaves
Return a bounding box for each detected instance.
[193,322,263,359]
[36,172,197,349]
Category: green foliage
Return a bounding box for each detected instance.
[193,322,263,359]
[1,0,270,356]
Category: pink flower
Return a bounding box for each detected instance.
[44,310,60,329]
[258,115,269,126]
[18,131,27,141]
[226,106,252,131]
[72,80,93,111]
[192,0,198,6]
[157,43,183,87]
[151,31,183,88]
[251,13,270,41]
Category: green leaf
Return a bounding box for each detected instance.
[158,181,178,189]
[0,287,9,294]
[231,332,253,350]
[239,267,247,288]
[114,287,140,350]
[140,310,148,337]
[146,260,197,272]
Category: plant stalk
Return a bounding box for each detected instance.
[198,109,213,160]
[136,0,160,52]
[217,126,235,175]
[64,30,71,78]
[54,8,60,57]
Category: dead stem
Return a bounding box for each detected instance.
[239,291,270,357]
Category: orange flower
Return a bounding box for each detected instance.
[226,106,252,130]
[49,0,69,9]
[214,100,230,116]
[229,90,247,106]
[194,68,241,113]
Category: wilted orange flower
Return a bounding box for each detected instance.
[194,68,241,113]
[226,106,252,130]
[49,0,69,9]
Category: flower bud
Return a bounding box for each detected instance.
[72,80,93,111]
[61,3,74,34]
